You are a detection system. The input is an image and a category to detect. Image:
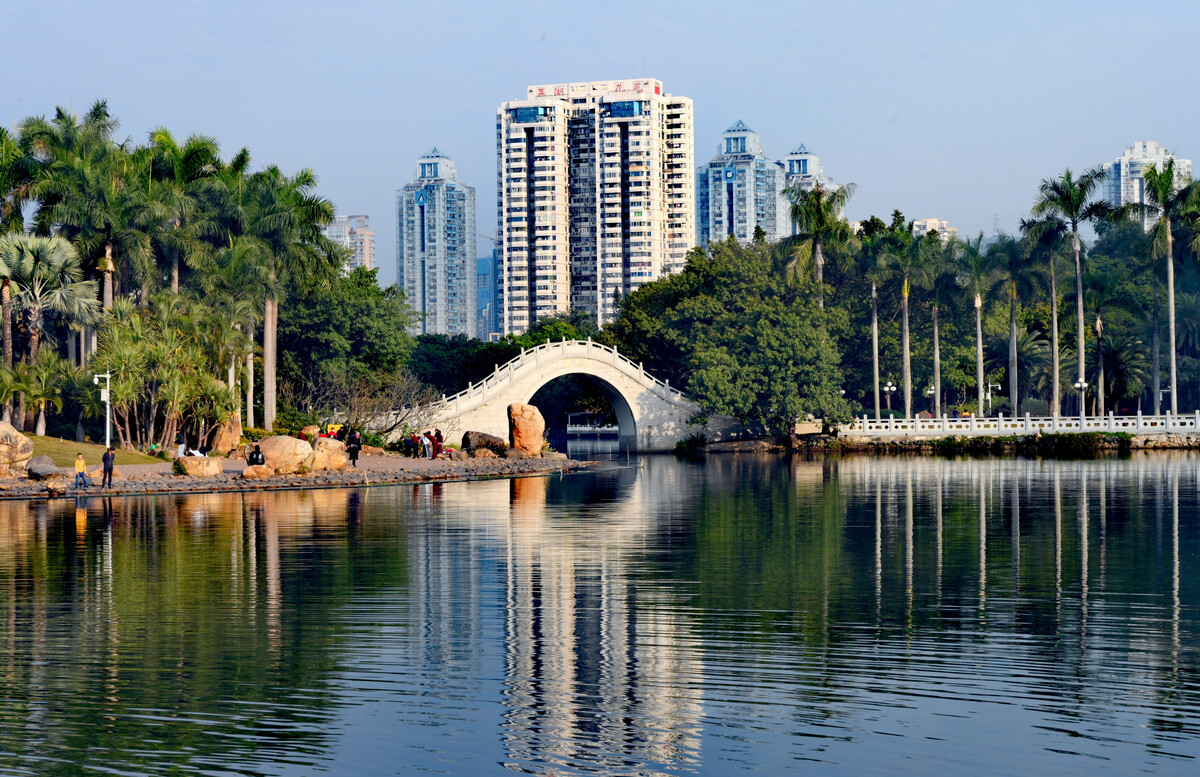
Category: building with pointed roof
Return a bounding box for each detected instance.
[397,148,477,336]
[696,120,786,244]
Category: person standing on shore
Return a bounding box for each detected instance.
[433,429,444,458]
[176,430,186,458]
[74,453,89,489]
[101,447,115,489]
[347,430,361,468]
[421,432,432,459]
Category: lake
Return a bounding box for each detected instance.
[0,453,1197,775]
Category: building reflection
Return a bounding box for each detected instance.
[409,462,704,773]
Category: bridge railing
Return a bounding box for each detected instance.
[440,338,689,415]
[841,410,1200,437]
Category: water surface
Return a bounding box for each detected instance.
[0,454,1197,775]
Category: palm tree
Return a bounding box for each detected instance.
[0,364,30,426]
[781,182,858,309]
[882,230,938,419]
[1119,160,1197,416]
[27,347,66,436]
[987,234,1044,414]
[921,238,960,418]
[855,229,891,419]
[0,233,26,370]
[1032,167,1112,415]
[11,235,101,360]
[147,128,220,293]
[956,233,993,417]
[1068,268,1139,413]
[0,127,34,235]
[1020,217,1068,417]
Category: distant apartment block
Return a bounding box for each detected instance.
[397,149,477,337]
[496,77,694,333]
[696,121,787,244]
[321,214,375,271]
[911,218,957,243]
[1102,141,1192,230]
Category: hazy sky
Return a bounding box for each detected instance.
[5,0,1197,286]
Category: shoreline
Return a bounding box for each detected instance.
[0,454,600,502]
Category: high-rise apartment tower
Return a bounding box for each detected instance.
[397,149,477,337]
[496,78,694,333]
[1102,141,1192,231]
[321,214,375,271]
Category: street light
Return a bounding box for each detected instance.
[882,381,897,413]
[1074,380,1089,423]
[93,370,111,449]
[986,383,1000,414]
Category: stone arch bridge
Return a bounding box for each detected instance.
[431,339,748,451]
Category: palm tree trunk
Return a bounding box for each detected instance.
[815,240,824,310]
[902,277,911,419]
[1072,229,1085,399]
[1166,226,1178,416]
[35,406,45,437]
[871,282,880,420]
[171,219,181,293]
[932,303,941,418]
[264,295,277,432]
[246,318,255,429]
[1152,274,1161,415]
[975,296,985,417]
[103,243,115,311]
[1,279,10,370]
[1008,289,1018,415]
[1049,255,1060,418]
[1096,317,1105,413]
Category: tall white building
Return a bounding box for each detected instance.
[1102,141,1192,230]
[397,149,477,337]
[781,144,840,235]
[696,121,787,244]
[496,78,694,333]
[321,214,375,271]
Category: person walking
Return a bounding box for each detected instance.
[347,430,361,468]
[74,453,89,489]
[101,446,115,489]
[176,430,186,458]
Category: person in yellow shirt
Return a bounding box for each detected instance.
[74,453,89,489]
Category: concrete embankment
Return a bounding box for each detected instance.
[0,453,596,501]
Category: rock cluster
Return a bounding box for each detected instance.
[0,422,34,470]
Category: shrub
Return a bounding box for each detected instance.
[172,459,187,476]
[243,427,271,442]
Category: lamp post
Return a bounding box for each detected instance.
[882,381,897,413]
[986,383,1000,415]
[1074,380,1089,426]
[93,370,111,449]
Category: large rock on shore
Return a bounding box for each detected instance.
[211,417,243,455]
[26,455,59,480]
[462,431,508,455]
[508,404,545,456]
[0,422,34,468]
[242,464,274,480]
[308,437,348,471]
[301,425,321,441]
[472,448,497,458]
[258,436,314,474]
[176,456,221,477]
[504,448,532,459]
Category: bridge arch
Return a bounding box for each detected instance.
[432,339,731,451]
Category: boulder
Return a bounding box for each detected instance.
[86,467,122,480]
[27,455,60,480]
[300,425,321,441]
[472,448,497,458]
[362,444,385,455]
[242,464,275,480]
[504,448,532,459]
[462,431,508,455]
[176,456,222,478]
[0,422,34,468]
[542,452,569,461]
[257,436,314,475]
[508,404,546,456]
[307,437,348,472]
[211,417,243,455]
[449,448,469,461]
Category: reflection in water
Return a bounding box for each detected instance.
[0,454,1197,775]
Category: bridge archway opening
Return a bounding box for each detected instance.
[527,373,636,451]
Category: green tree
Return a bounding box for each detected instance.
[27,346,66,436]
[881,231,938,418]
[987,234,1045,413]
[1020,217,1069,416]
[781,181,858,309]
[955,233,993,416]
[1032,167,1112,414]
[1118,160,1197,415]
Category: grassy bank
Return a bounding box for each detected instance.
[30,437,163,467]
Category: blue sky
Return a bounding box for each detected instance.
[5,0,1197,286]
